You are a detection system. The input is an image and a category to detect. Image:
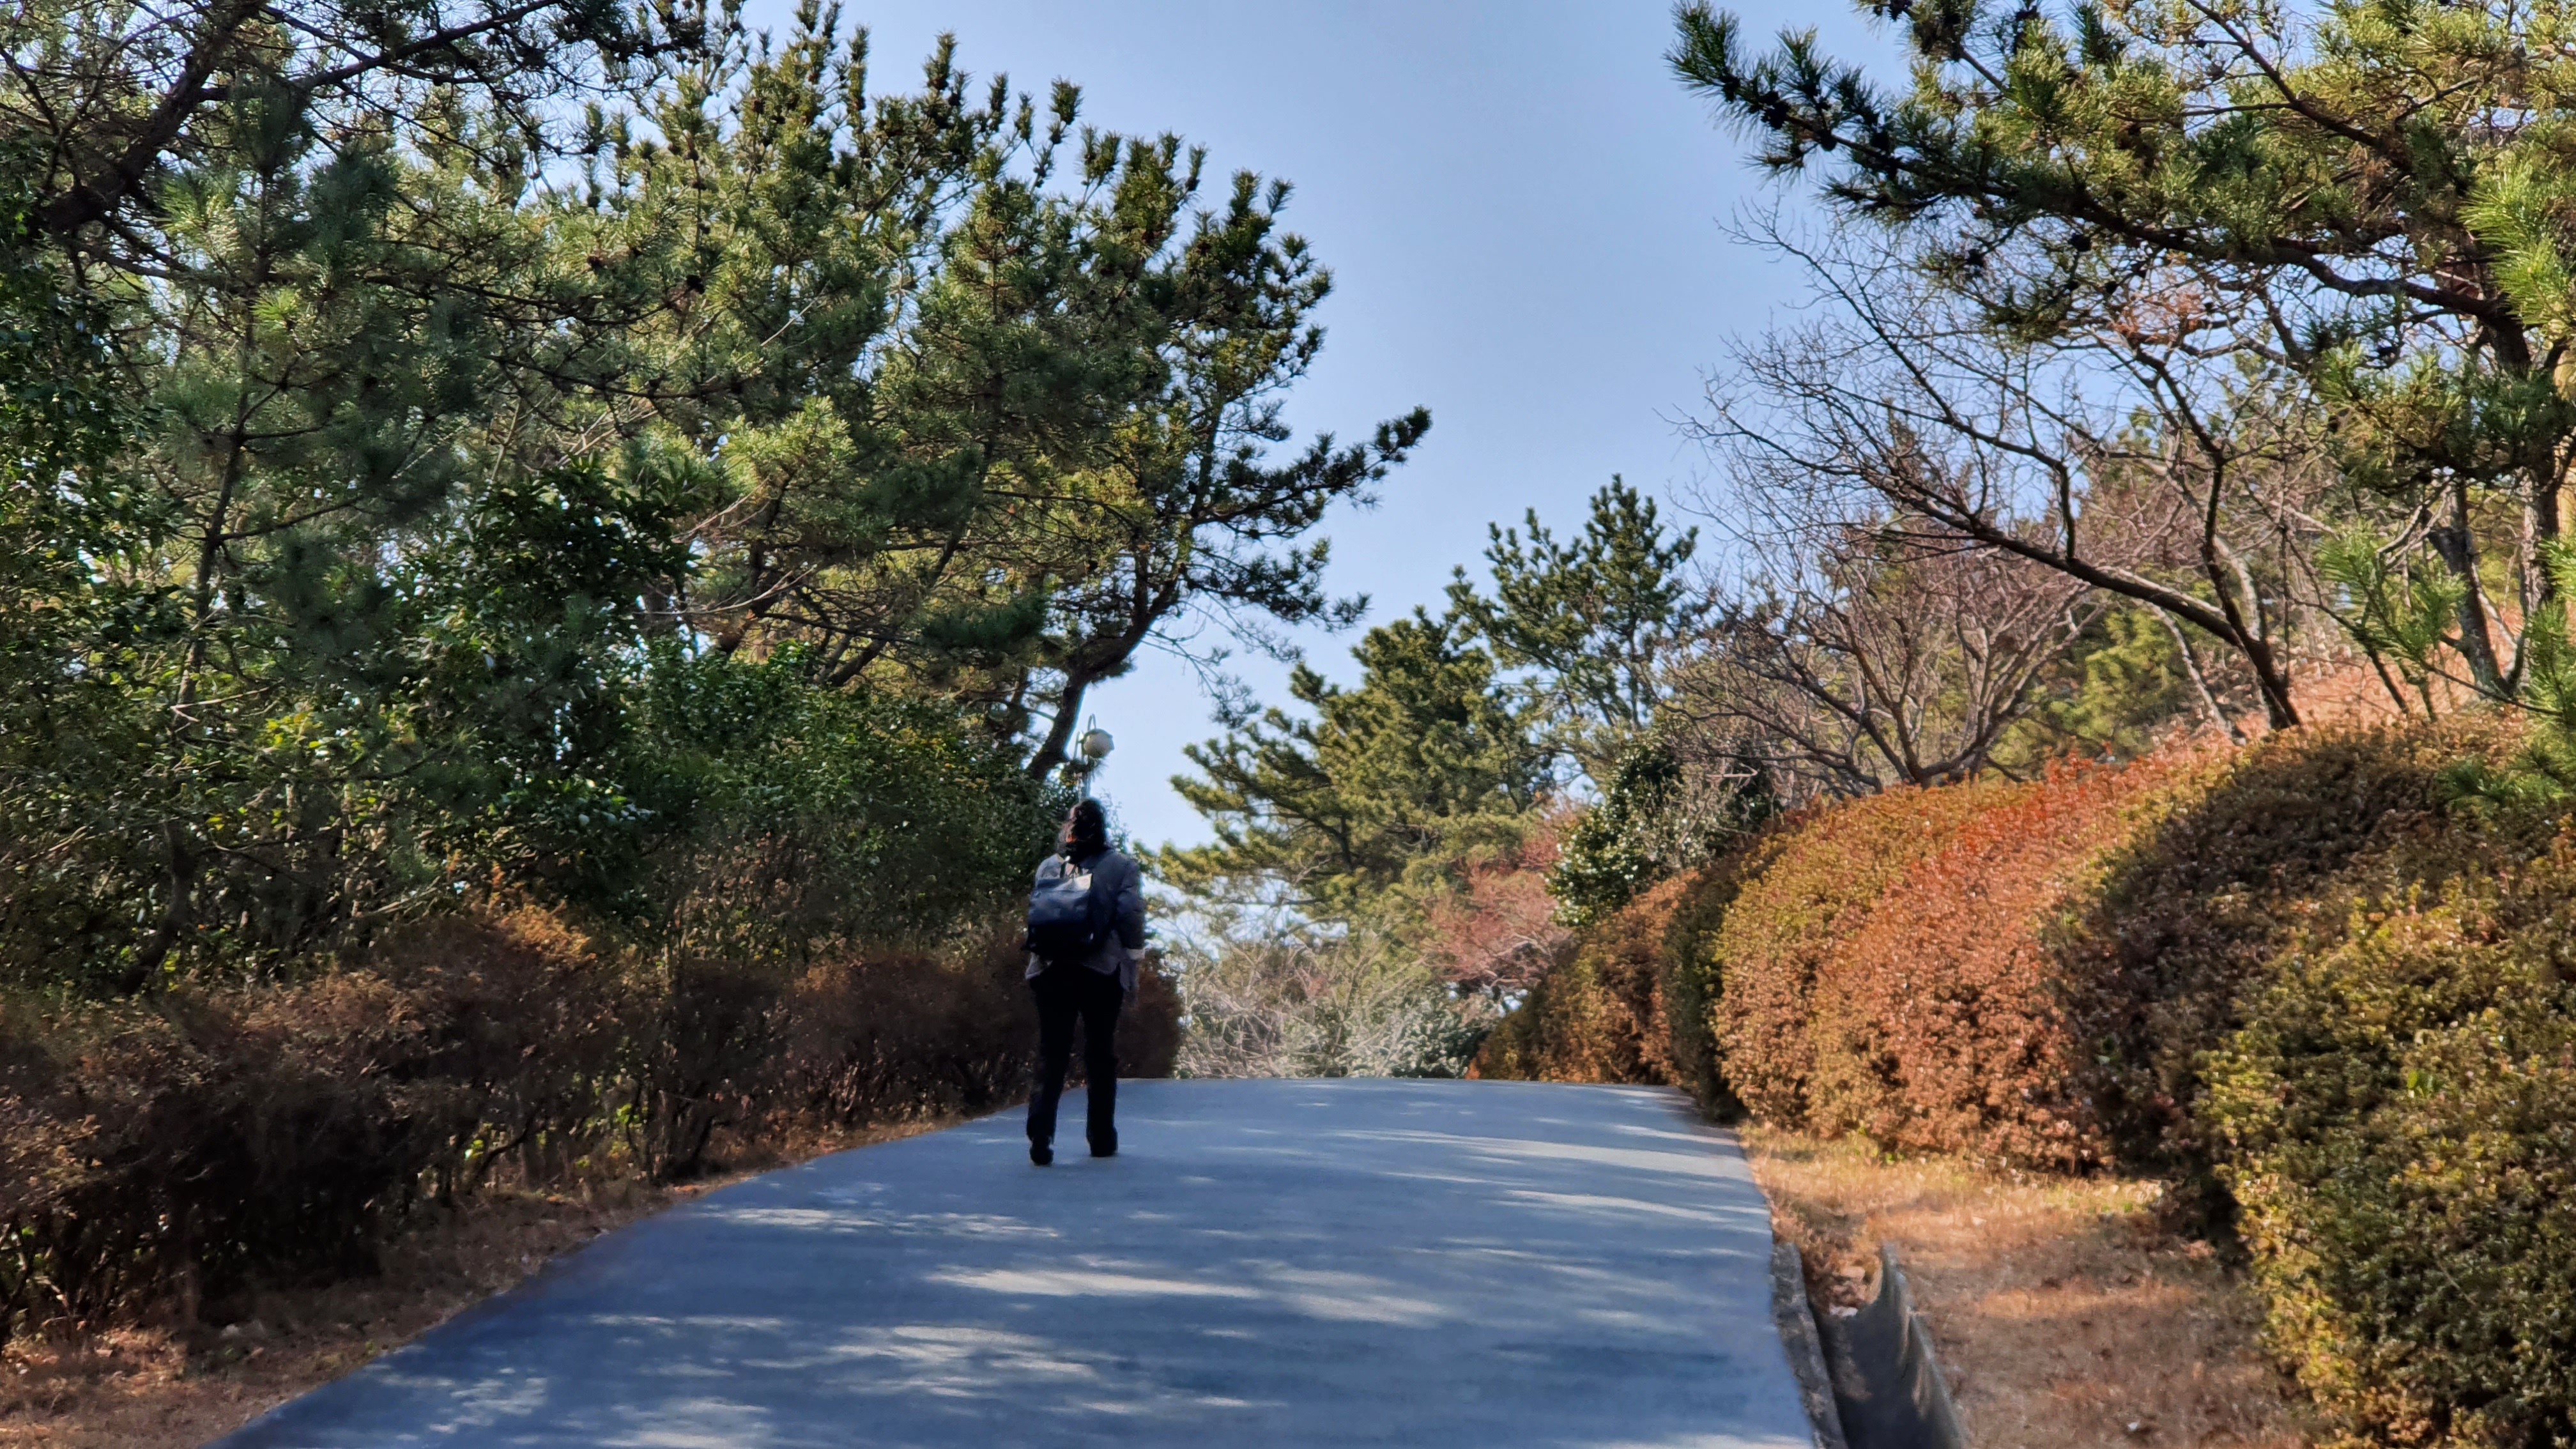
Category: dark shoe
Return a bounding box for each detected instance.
[1030,1142,1053,1166]
[1088,1137,1116,1159]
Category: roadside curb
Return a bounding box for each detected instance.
[1769,1235,1851,1449]
[1823,1243,1970,1449]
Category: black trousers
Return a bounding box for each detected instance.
[1027,965,1122,1150]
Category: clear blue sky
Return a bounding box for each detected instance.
[755,2,1896,846]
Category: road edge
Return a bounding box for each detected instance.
[1769,1233,1853,1449]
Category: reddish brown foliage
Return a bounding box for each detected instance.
[1418,815,1574,998]
[2050,719,2489,1176]
[1481,717,2576,1444]
[1470,864,1745,1096]
[1710,781,2011,1126]
[1472,873,1674,1085]
[0,910,1179,1340]
[1807,756,2204,1167]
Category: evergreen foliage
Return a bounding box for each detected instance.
[612,19,1431,768]
[1445,479,1703,783]
[0,10,1422,991]
[1167,481,1713,928]
[1161,611,1547,915]
[1671,0,2576,725]
[1544,744,1771,931]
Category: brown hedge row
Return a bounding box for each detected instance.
[1468,858,1754,1100]
[1804,756,2202,1167]
[1469,783,2007,1103]
[1707,779,2012,1126]
[0,910,1178,1338]
[1475,720,2576,1445]
[2053,723,2474,1180]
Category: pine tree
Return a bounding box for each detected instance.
[1672,0,2576,713]
[592,12,1428,770]
[1162,611,1548,914]
[1445,478,1702,785]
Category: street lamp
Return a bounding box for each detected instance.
[1079,724,1115,763]
[1063,717,1114,785]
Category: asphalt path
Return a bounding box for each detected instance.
[213,1078,1816,1448]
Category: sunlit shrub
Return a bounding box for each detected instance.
[1478,715,2576,1442]
[1709,780,2009,1126]
[2202,836,2576,1448]
[1173,916,1487,1080]
[1807,756,2201,1167]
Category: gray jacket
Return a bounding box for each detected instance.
[1025,848,1146,997]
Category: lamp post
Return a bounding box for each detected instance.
[1069,718,1114,785]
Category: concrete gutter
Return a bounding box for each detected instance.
[1819,1243,1971,1449]
[1769,1235,1853,1449]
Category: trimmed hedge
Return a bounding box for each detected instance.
[0,910,1178,1338]
[1470,864,1739,1094]
[2053,723,2474,1180]
[1708,780,2009,1126]
[2204,852,2576,1448]
[1807,756,2199,1168]
[1474,719,2576,1446]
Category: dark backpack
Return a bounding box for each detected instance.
[1024,855,1112,968]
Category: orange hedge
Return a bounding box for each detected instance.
[1709,780,2011,1127]
[1806,756,2202,1168]
[1476,719,2576,1445]
[1472,867,1714,1087]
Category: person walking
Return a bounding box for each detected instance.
[1022,799,1144,1165]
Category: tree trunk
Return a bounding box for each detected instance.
[1025,671,1094,781]
[2430,479,2507,697]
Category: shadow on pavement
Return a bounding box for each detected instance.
[215,1078,1814,1449]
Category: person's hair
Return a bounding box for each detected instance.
[1062,798,1110,859]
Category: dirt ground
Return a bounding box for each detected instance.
[1742,1126,2311,1449]
[0,1120,950,1449]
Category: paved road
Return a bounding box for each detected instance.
[215,1079,1816,1448]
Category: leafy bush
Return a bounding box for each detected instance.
[1471,865,1736,1092]
[1544,744,1766,931]
[1652,861,1749,1114]
[1806,756,2198,1167]
[1468,946,1654,1085]
[1480,714,2576,1443]
[629,645,1066,958]
[2202,831,2576,1448]
[1,919,577,1337]
[1,908,1180,1338]
[2052,722,2476,1179]
[1709,780,2010,1125]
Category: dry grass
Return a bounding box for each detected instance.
[0,1117,957,1449]
[1742,1125,2310,1449]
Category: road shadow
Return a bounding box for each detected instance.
[215,1079,1813,1449]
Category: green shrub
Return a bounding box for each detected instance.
[631,647,1062,958]
[2203,841,2576,1448]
